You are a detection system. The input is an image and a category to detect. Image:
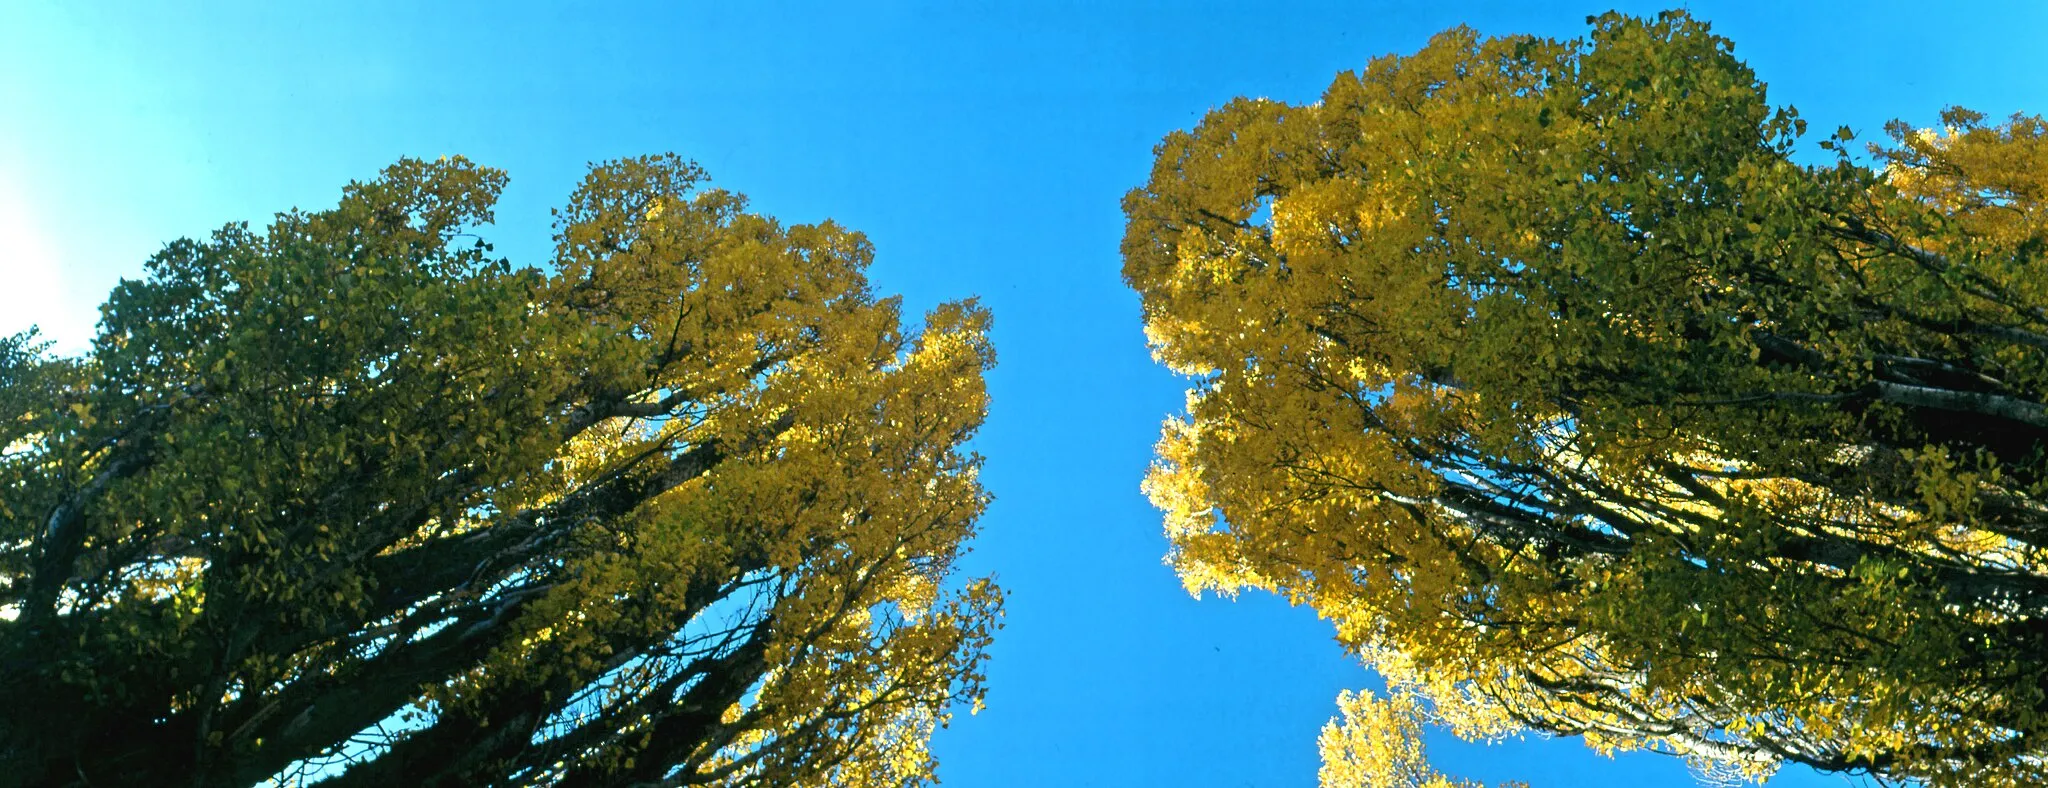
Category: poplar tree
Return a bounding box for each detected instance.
[0,155,998,787]
[1126,12,2048,786]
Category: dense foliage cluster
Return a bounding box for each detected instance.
[0,156,998,787]
[1126,11,2048,786]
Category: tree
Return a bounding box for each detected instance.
[0,155,999,787]
[1125,11,2048,787]
[1318,687,1520,788]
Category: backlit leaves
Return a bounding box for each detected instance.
[0,155,997,788]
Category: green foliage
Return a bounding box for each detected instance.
[0,155,998,787]
[1127,11,2048,786]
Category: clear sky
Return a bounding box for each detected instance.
[3,2,2043,786]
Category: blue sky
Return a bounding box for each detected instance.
[2,2,2043,786]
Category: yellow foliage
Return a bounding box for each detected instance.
[0,155,998,787]
[1129,11,2048,787]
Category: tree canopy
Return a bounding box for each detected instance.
[1317,689,1523,788]
[1126,11,2048,786]
[0,155,998,787]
